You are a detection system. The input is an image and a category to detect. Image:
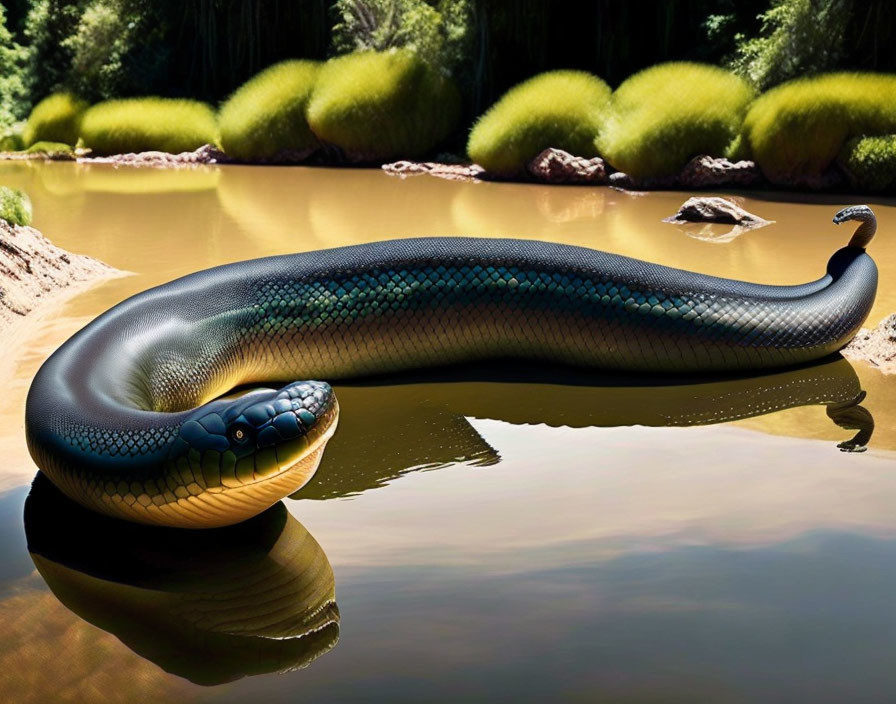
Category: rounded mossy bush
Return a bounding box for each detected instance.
[467,70,611,177]
[597,62,755,180]
[0,186,32,226]
[219,60,321,161]
[79,98,219,156]
[307,50,460,162]
[25,141,74,156]
[838,135,896,192]
[22,93,87,148]
[742,73,896,186]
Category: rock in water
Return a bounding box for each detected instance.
[663,196,771,226]
[527,148,608,184]
[0,220,119,327]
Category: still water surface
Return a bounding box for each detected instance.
[1,162,896,702]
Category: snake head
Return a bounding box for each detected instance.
[168,380,338,489]
[833,204,874,224]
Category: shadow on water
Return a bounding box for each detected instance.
[23,474,339,686]
[300,354,874,499]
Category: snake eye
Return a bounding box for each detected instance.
[229,424,253,444]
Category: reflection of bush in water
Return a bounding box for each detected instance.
[450,182,605,238]
[217,166,315,247]
[75,165,220,195]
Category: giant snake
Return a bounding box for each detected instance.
[25,205,879,528]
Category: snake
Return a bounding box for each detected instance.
[25,205,879,528]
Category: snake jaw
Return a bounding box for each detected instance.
[169,380,337,487]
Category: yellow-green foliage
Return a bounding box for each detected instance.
[219,60,321,161]
[742,73,896,185]
[466,71,611,176]
[838,135,896,193]
[307,50,460,162]
[0,131,22,151]
[22,93,87,148]
[25,140,74,156]
[0,186,32,226]
[79,98,218,156]
[598,63,755,180]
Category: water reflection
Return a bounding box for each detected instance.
[24,474,339,686]
[298,355,873,500]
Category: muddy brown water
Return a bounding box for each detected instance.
[1,161,896,703]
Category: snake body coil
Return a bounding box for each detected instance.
[25,206,879,528]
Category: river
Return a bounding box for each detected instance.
[1,161,895,703]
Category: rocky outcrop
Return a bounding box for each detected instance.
[0,220,119,328]
[842,313,896,374]
[610,156,763,190]
[382,160,486,182]
[79,144,228,168]
[526,148,608,184]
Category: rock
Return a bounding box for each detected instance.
[78,144,228,168]
[526,148,607,184]
[842,313,896,374]
[382,160,486,182]
[663,196,771,226]
[610,156,763,191]
[677,155,762,188]
[0,220,120,328]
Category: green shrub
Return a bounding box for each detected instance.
[22,93,88,148]
[79,98,219,156]
[0,131,23,152]
[307,50,460,162]
[597,62,755,180]
[742,73,896,186]
[219,60,321,161]
[0,186,32,226]
[466,70,611,176]
[25,140,75,157]
[838,135,896,192]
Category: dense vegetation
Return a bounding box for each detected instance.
[307,50,459,162]
[598,63,754,180]
[21,92,85,147]
[467,71,610,177]
[219,60,320,161]
[0,186,32,226]
[742,73,896,185]
[3,0,896,190]
[79,98,218,155]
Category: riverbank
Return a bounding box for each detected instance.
[0,220,121,329]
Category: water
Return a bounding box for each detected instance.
[1,162,895,703]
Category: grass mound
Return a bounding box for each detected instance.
[219,60,321,161]
[25,141,74,157]
[742,73,896,186]
[467,71,611,177]
[598,63,755,180]
[0,131,23,151]
[307,50,460,162]
[79,98,218,156]
[22,93,87,148]
[0,186,32,226]
[838,135,896,192]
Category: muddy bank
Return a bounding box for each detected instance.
[0,220,120,328]
[843,314,896,374]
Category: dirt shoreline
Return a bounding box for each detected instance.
[0,220,123,330]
